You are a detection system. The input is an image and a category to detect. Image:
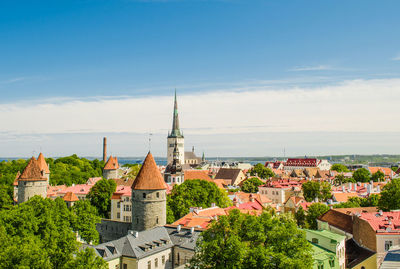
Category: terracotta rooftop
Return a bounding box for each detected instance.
[319,207,377,234]
[332,192,359,203]
[18,157,47,182]
[63,192,79,202]
[184,170,212,181]
[37,153,50,174]
[104,156,120,170]
[359,211,400,234]
[131,152,167,190]
[13,171,21,186]
[368,167,393,177]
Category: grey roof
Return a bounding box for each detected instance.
[345,238,376,268]
[89,226,174,261]
[90,225,203,261]
[164,226,202,251]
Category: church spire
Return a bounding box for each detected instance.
[169,89,183,138]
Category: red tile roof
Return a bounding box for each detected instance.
[285,158,319,167]
[131,152,167,190]
[18,157,47,181]
[184,170,212,181]
[63,192,79,202]
[104,156,119,170]
[359,211,400,234]
[319,207,377,234]
[368,167,393,177]
[37,153,50,174]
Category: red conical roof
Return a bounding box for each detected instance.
[19,157,47,181]
[104,156,120,170]
[131,152,167,190]
[63,192,79,202]
[37,153,50,174]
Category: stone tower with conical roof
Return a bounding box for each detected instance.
[17,157,48,204]
[167,90,184,165]
[131,152,167,231]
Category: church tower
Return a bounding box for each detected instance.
[131,152,167,231]
[167,90,184,165]
[164,141,184,185]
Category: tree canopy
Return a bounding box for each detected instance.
[0,196,106,269]
[371,171,385,182]
[71,200,101,244]
[330,164,349,172]
[302,181,332,202]
[333,194,379,209]
[249,164,275,179]
[87,178,117,218]
[333,174,355,186]
[48,155,104,186]
[189,210,313,269]
[167,179,232,223]
[379,178,400,211]
[305,203,329,230]
[241,177,264,193]
[353,168,371,183]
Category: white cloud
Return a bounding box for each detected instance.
[1,78,400,156]
[392,54,400,61]
[289,65,333,71]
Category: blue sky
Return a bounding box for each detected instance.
[0,0,399,157]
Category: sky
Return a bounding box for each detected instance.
[0,0,399,157]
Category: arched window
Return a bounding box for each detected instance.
[143,193,146,199]
[156,192,160,198]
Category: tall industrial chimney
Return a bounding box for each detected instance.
[103,137,107,163]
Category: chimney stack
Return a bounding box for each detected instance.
[103,137,107,163]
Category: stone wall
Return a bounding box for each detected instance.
[103,169,119,180]
[96,219,131,243]
[17,180,47,204]
[132,189,167,231]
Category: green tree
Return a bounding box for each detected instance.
[330,164,349,172]
[241,177,264,193]
[302,181,331,202]
[167,179,232,223]
[64,248,107,269]
[334,194,379,208]
[306,203,329,230]
[302,181,321,202]
[249,163,275,179]
[379,178,400,211]
[71,200,101,244]
[87,178,117,218]
[353,168,371,183]
[189,210,313,269]
[0,196,77,268]
[0,185,13,210]
[371,171,385,182]
[294,206,308,228]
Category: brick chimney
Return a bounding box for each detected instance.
[103,137,107,163]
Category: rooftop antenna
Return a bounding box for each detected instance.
[148,132,153,152]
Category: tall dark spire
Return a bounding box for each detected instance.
[169,89,183,138]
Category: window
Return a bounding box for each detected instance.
[156,216,159,224]
[117,202,120,208]
[123,264,127,269]
[317,264,324,269]
[143,193,147,199]
[329,259,335,267]
[385,240,393,251]
[147,260,151,269]
[156,192,160,198]
[117,212,120,219]
[162,255,165,265]
[155,258,158,267]
[312,238,319,244]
